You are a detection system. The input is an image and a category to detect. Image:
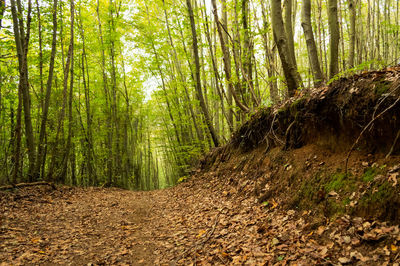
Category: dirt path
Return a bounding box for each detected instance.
[0,186,163,265]
[1,177,400,265]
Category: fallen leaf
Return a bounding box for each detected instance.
[271,238,279,246]
[338,257,351,264]
[197,230,206,238]
[317,226,325,236]
[388,173,399,186]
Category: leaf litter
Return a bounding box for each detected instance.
[1,174,400,265]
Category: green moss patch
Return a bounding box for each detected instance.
[362,167,380,182]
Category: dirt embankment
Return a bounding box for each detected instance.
[198,66,400,223]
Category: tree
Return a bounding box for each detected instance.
[271,0,302,96]
[186,0,219,147]
[34,0,58,180]
[10,0,36,180]
[328,0,340,79]
[301,0,325,86]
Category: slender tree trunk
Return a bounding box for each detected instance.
[12,86,22,183]
[109,0,121,181]
[348,0,356,68]
[221,0,234,128]
[96,0,113,185]
[201,0,233,132]
[271,0,302,96]
[328,0,340,79]
[35,0,43,111]
[301,0,324,86]
[186,0,219,147]
[161,0,205,149]
[211,0,249,112]
[34,0,58,180]
[47,1,73,181]
[260,0,279,104]
[284,0,297,69]
[11,0,36,180]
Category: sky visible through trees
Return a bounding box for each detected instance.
[0,0,399,190]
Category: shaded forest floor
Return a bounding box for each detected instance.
[1,174,400,265]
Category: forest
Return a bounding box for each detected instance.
[2,0,400,264]
[0,0,399,190]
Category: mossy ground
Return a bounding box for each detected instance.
[283,158,400,221]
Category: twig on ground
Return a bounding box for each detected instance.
[175,212,221,263]
[386,129,400,158]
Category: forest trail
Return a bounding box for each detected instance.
[1,186,160,265]
[2,168,400,265]
[1,180,245,265]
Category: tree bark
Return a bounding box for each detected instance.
[348,0,356,68]
[10,0,36,180]
[96,0,113,185]
[328,0,340,79]
[211,0,250,112]
[34,0,58,180]
[301,0,325,87]
[271,0,302,96]
[221,0,234,128]
[186,0,219,147]
[284,0,297,69]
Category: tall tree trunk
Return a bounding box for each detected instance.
[327,0,340,79]
[161,0,205,149]
[271,0,302,96]
[186,0,219,147]
[10,0,36,180]
[201,0,233,132]
[284,0,297,69]
[12,86,22,183]
[301,0,324,86]
[109,0,121,181]
[96,0,113,185]
[348,0,356,68]
[35,0,44,112]
[260,0,279,104]
[60,1,74,183]
[47,1,73,181]
[34,0,58,180]
[211,0,249,113]
[221,0,234,128]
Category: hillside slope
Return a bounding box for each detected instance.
[197,66,400,223]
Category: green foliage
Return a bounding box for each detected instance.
[327,60,385,85]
